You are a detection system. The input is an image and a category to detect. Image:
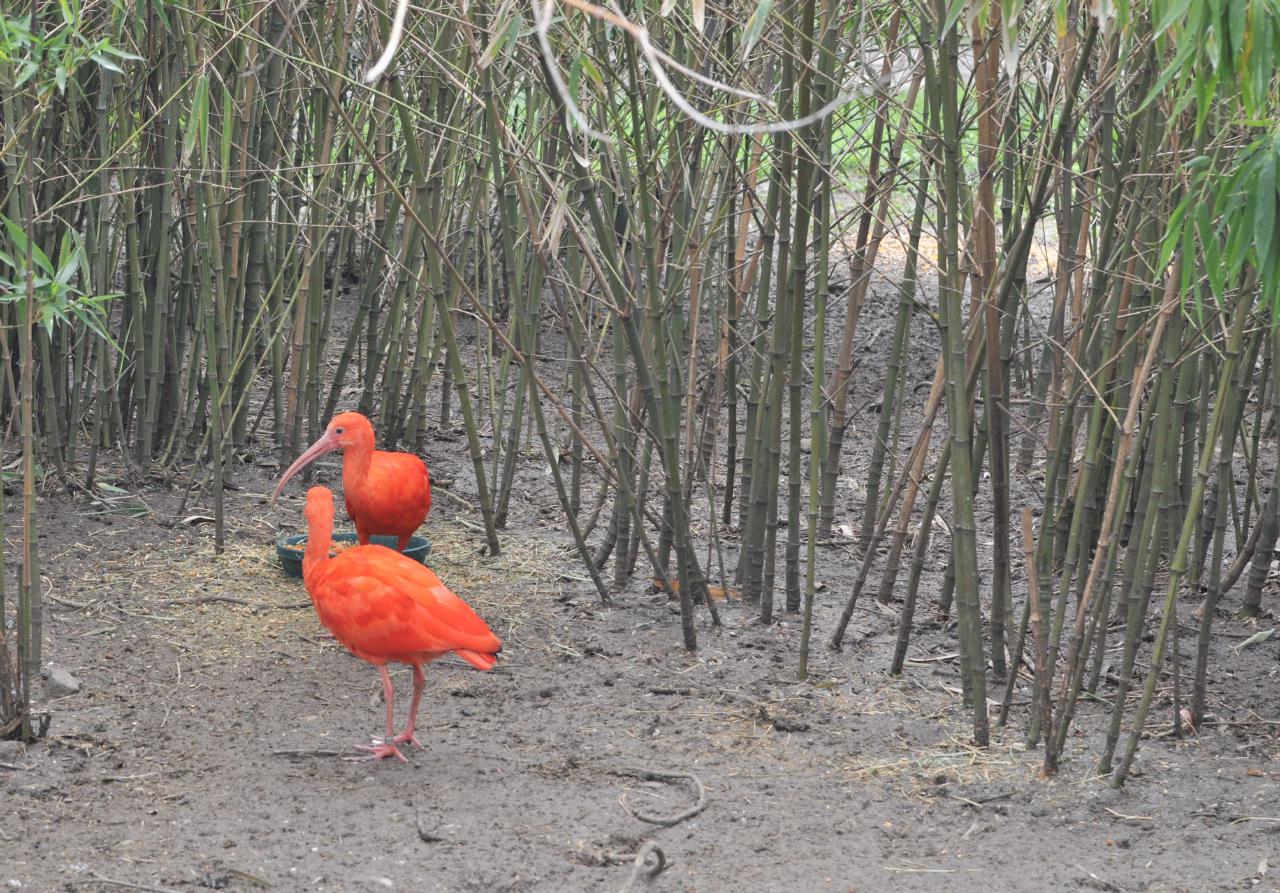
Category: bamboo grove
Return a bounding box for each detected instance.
[2,0,1280,786]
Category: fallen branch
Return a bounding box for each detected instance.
[160,596,311,610]
[613,767,707,827]
[48,593,96,609]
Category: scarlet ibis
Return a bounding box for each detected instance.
[273,412,431,551]
[301,485,501,761]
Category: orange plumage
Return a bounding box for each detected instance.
[301,486,501,761]
[273,412,431,551]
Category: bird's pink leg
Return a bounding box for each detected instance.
[355,665,406,762]
[394,665,426,747]
[396,533,412,552]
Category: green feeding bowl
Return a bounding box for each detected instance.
[276,532,432,579]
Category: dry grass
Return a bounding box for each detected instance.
[841,729,1028,786]
[51,502,578,664]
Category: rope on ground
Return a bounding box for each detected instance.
[613,766,707,827]
[617,841,667,892]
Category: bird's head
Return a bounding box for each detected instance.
[271,412,374,504]
[325,411,374,451]
[304,485,336,526]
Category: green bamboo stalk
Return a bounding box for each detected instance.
[1113,283,1254,787]
[934,0,988,745]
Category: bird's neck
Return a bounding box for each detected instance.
[342,437,374,484]
[302,514,334,578]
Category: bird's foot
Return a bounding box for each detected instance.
[352,738,408,762]
[393,729,423,748]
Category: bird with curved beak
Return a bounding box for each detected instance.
[300,485,500,761]
[272,412,431,551]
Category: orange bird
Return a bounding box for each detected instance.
[301,486,501,761]
[273,412,431,551]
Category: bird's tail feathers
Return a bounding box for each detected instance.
[456,649,498,671]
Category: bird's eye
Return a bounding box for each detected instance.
[335,427,345,435]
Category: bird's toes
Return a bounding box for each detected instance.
[354,740,407,762]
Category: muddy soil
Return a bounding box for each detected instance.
[3,242,1280,892]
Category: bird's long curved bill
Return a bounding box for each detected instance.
[271,433,339,504]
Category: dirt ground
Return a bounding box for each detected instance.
[1,434,1277,892]
[4,244,1280,892]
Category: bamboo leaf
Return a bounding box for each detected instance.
[1196,203,1224,301]
[1137,39,1196,113]
[1193,68,1219,136]
[478,13,512,69]
[973,0,988,31]
[742,0,773,58]
[1154,0,1194,35]
[220,88,234,172]
[1233,627,1276,652]
[1228,0,1247,68]
[942,0,968,34]
[14,61,38,88]
[100,43,143,62]
[1225,201,1249,277]
[543,185,568,255]
[1000,0,1023,76]
[55,229,80,288]
[90,52,123,74]
[1262,242,1280,321]
[2,216,29,259]
[1178,212,1197,315]
[579,55,604,91]
[182,74,209,166]
[1254,152,1276,273]
[692,0,705,33]
[1158,194,1193,271]
[567,53,581,98]
[28,241,53,278]
[1246,1,1270,114]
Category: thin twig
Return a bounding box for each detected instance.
[1104,807,1155,822]
[68,872,183,893]
[48,593,95,609]
[1191,812,1280,825]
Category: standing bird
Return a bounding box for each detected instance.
[301,486,501,761]
[273,412,431,551]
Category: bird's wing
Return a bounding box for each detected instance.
[355,452,431,529]
[368,452,429,501]
[308,564,443,660]
[319,547,500,657]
